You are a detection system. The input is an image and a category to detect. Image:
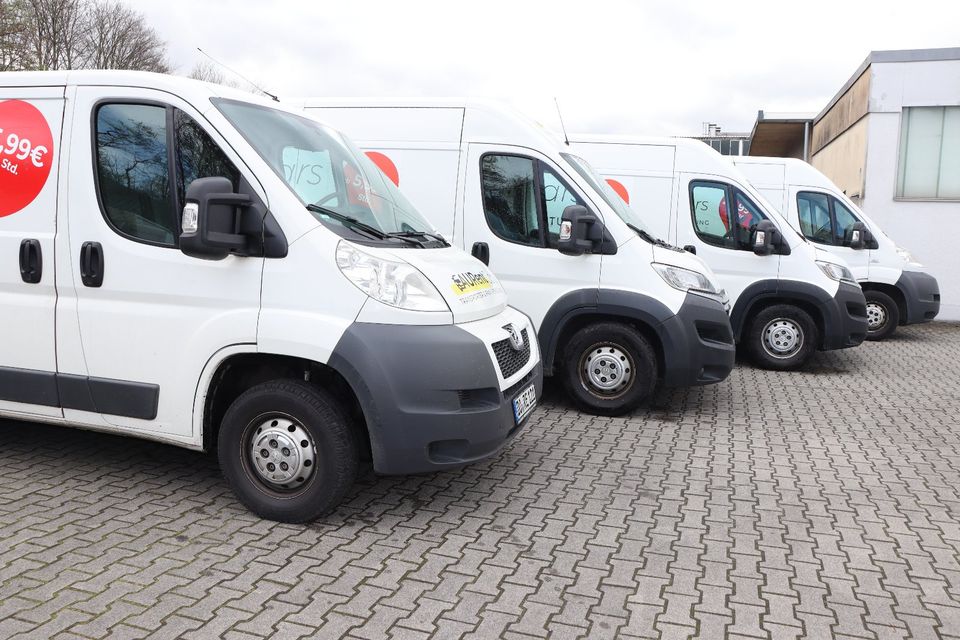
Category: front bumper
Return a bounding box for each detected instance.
[897,271,940,325]
[328,322,543,475]
[820,282,868,350]
[658,293,736,388]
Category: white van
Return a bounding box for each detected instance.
[300,99,736,416]
[0,71,541,523]
[732,156,941,340]
[568,136,868,370]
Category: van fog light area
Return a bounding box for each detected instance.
[428,439,470,463]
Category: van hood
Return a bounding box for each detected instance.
[383,246,508,323]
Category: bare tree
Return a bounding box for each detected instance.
[2,0,171,72]
[188,58,271,98]
[83,0,169,72]
[0,0,34,70]
[188,60,234,86]
[25,0,86,70]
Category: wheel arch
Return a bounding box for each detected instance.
[197,349,370,461]
[731,279,831,347]
[539,288,675,378]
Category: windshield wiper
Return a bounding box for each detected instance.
[307,204,389,240]
[307,204,423,247]
[628,223,681,250]
[389,231,449,247]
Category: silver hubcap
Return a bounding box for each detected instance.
[762,318,804,359]
[248,416,316,489]
[582,344,632,395]
[866,301,887,331]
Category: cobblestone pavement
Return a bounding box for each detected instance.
[1,323,959,639]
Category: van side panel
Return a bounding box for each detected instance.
[0,86,66,419]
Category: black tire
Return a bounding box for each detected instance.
[561,322,658,416]
[864,290,900,341]
[745,304,818,370]
[218,380,358,523]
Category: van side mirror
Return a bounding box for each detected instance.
[180,177,252,260]
[558,205,597,256]
[844,222,872,250]
[752,220,779,256]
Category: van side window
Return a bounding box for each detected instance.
[690,181,768,250]
[95,104,176,246]
[832,199,860,245]
[174,109,240,204]
[732,191,767,249]
[481,154,541,247]
[542,166,584,248]
[690,182,730,247]
[797,192,833,244]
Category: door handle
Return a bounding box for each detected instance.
[683,244,697,255]
[19,239,42,284]
[80,241,104,287]
[471,242,490,265]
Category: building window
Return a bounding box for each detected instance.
[896,106,960,199]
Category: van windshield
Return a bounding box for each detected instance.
[214,99,440,244]
[560,152,658,241]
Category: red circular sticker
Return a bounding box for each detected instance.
[0,100,54,218]
[365,151,399,187]
[606,178,629,204]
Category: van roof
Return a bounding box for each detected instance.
[732,155,835,190]
[0,69,279,109]
[569,134,750,178]
[569,133,710,151]
[299,97,567,152]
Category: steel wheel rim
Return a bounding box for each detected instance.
[761,318,804,359]
[580,343,633,398]
[245,413,317,492]
[866,301,888,331]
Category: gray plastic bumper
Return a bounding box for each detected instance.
[328,323,543,475]
[896,271,940,325]
[658,293,736,388]
[820,282,868,350]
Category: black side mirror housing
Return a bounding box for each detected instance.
[180,177,255,260]
[557,205,617,256]
[843,222,870,251]
[558,205,595,256]
[752,220,778,256]
[844,221,872,250]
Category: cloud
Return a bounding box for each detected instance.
[133,0,960,136]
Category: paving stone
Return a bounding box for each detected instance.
[0,323,958,638]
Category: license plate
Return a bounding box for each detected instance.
[512,383,537,424]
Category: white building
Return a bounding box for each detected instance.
[750,48,960,320]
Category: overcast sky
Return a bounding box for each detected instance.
[132,0,959,136]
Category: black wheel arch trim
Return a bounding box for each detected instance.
[730,279,832,341]
[538,288,675,375]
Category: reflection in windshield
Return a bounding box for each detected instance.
[214,99,437,238]
[560,152,657,240]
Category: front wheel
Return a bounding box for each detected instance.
[864,290,899,340]
[218,380,359,523]
[745,304,818,370]
[562,322,658,416]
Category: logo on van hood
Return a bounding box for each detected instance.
[503,323,525,351]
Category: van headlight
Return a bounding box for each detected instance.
[652,263,722,299]
[336,241,449,312]
[816,260,857,285]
